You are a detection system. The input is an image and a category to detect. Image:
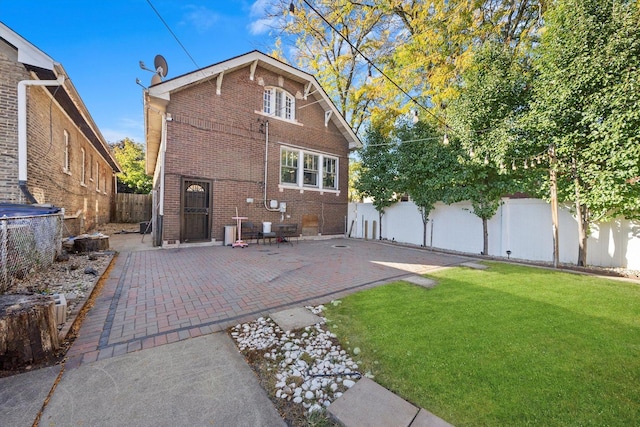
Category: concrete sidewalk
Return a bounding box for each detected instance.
[40,332,284,427]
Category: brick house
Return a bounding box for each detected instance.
[144,51,361,247]
[0,22,121,235]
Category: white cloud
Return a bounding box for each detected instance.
[248,0,278,35]
[250,0,271,17]
[180,5,220,34]
[249,18,275,35]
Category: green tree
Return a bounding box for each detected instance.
[449,41,535,255]
[528,0,640,266]
[111,138,152,194]
[395,120,463,247]
[348,157,363,202]
[360,0,543,119]
[355,126,400,238]
[269,0,392,134]
[263,1,543,132]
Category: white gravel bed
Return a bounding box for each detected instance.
[231,304,367,414]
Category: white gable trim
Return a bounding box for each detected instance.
[0,22,56,70]
[147,51,361,149]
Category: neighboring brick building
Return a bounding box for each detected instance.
[144,51,361,247]
[0,22,120,235]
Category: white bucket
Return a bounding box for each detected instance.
[263,222,272,233]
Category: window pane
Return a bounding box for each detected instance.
[263,89,272,114]
[323,157,337,189]
[303,153,318,187]
[281,149,298,184]
[275,90,282,118]
[285,95,293,120]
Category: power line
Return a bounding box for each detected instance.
[294,0,450,131]
[146,0,201,69]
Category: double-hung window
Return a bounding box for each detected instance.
[281,148,298,184]
[303,153,319,187]
[280,147,339,192]
[264,87,295,120]
[323,157,337,189]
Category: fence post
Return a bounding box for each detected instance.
[1,218,7,292]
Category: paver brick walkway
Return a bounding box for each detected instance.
[66,238,468,368]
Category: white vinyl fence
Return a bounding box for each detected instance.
[348,199,640,270]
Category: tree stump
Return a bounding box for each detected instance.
[72,236,109,253]
[0,294,60,370]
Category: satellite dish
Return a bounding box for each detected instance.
[154,55,168,78]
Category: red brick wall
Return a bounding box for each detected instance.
[162,64,350,242]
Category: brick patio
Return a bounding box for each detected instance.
[66,238,469,368]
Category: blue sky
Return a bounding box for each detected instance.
[2,0,280,144]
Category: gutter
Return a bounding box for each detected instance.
[18,75,66,202]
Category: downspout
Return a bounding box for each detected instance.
[156,111,168,246]
[262,120,279,213]
[159,113,167,218]
[18,75,66,203]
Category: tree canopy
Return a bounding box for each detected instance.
[355,126,400,237]
[395,120,463,246]
[527,0,640,265]
[448,40,535,254]
[111,138,152,194]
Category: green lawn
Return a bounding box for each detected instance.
[324,262,640,426]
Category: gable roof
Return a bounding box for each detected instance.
[0,22,120,173]
[144,50,362,174]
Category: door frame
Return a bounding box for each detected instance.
[180,177,212,243]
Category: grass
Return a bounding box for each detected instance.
[324,262,640,426]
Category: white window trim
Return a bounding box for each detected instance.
[259,86,298,123]
[80,147,86,186]
[96,163,100,192]
[279,146,340,195]
[323,156,338,190]
[63,130,71,175]
[89,154,94,182]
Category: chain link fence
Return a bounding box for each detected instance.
[1,213,63,293]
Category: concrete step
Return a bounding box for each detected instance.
[329,377,453,427]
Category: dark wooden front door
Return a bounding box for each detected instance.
[181,179,210,242]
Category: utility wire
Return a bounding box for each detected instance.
[295,0,450,130]
[146,0,201,69]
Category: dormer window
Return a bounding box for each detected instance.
[263,87,295,120]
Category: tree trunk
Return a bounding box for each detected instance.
[573,156,588,266]
[0,294,60,370]
[419,207,429,247]
[575,202,589,267]
[73,235,109,253]
[423,219,428,247]
[549,146,560,268]
[482,218,489,255]
[378,212,383,240]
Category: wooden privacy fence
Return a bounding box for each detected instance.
[114,193,152,223]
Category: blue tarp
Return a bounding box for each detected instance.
[0,203,61,217]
